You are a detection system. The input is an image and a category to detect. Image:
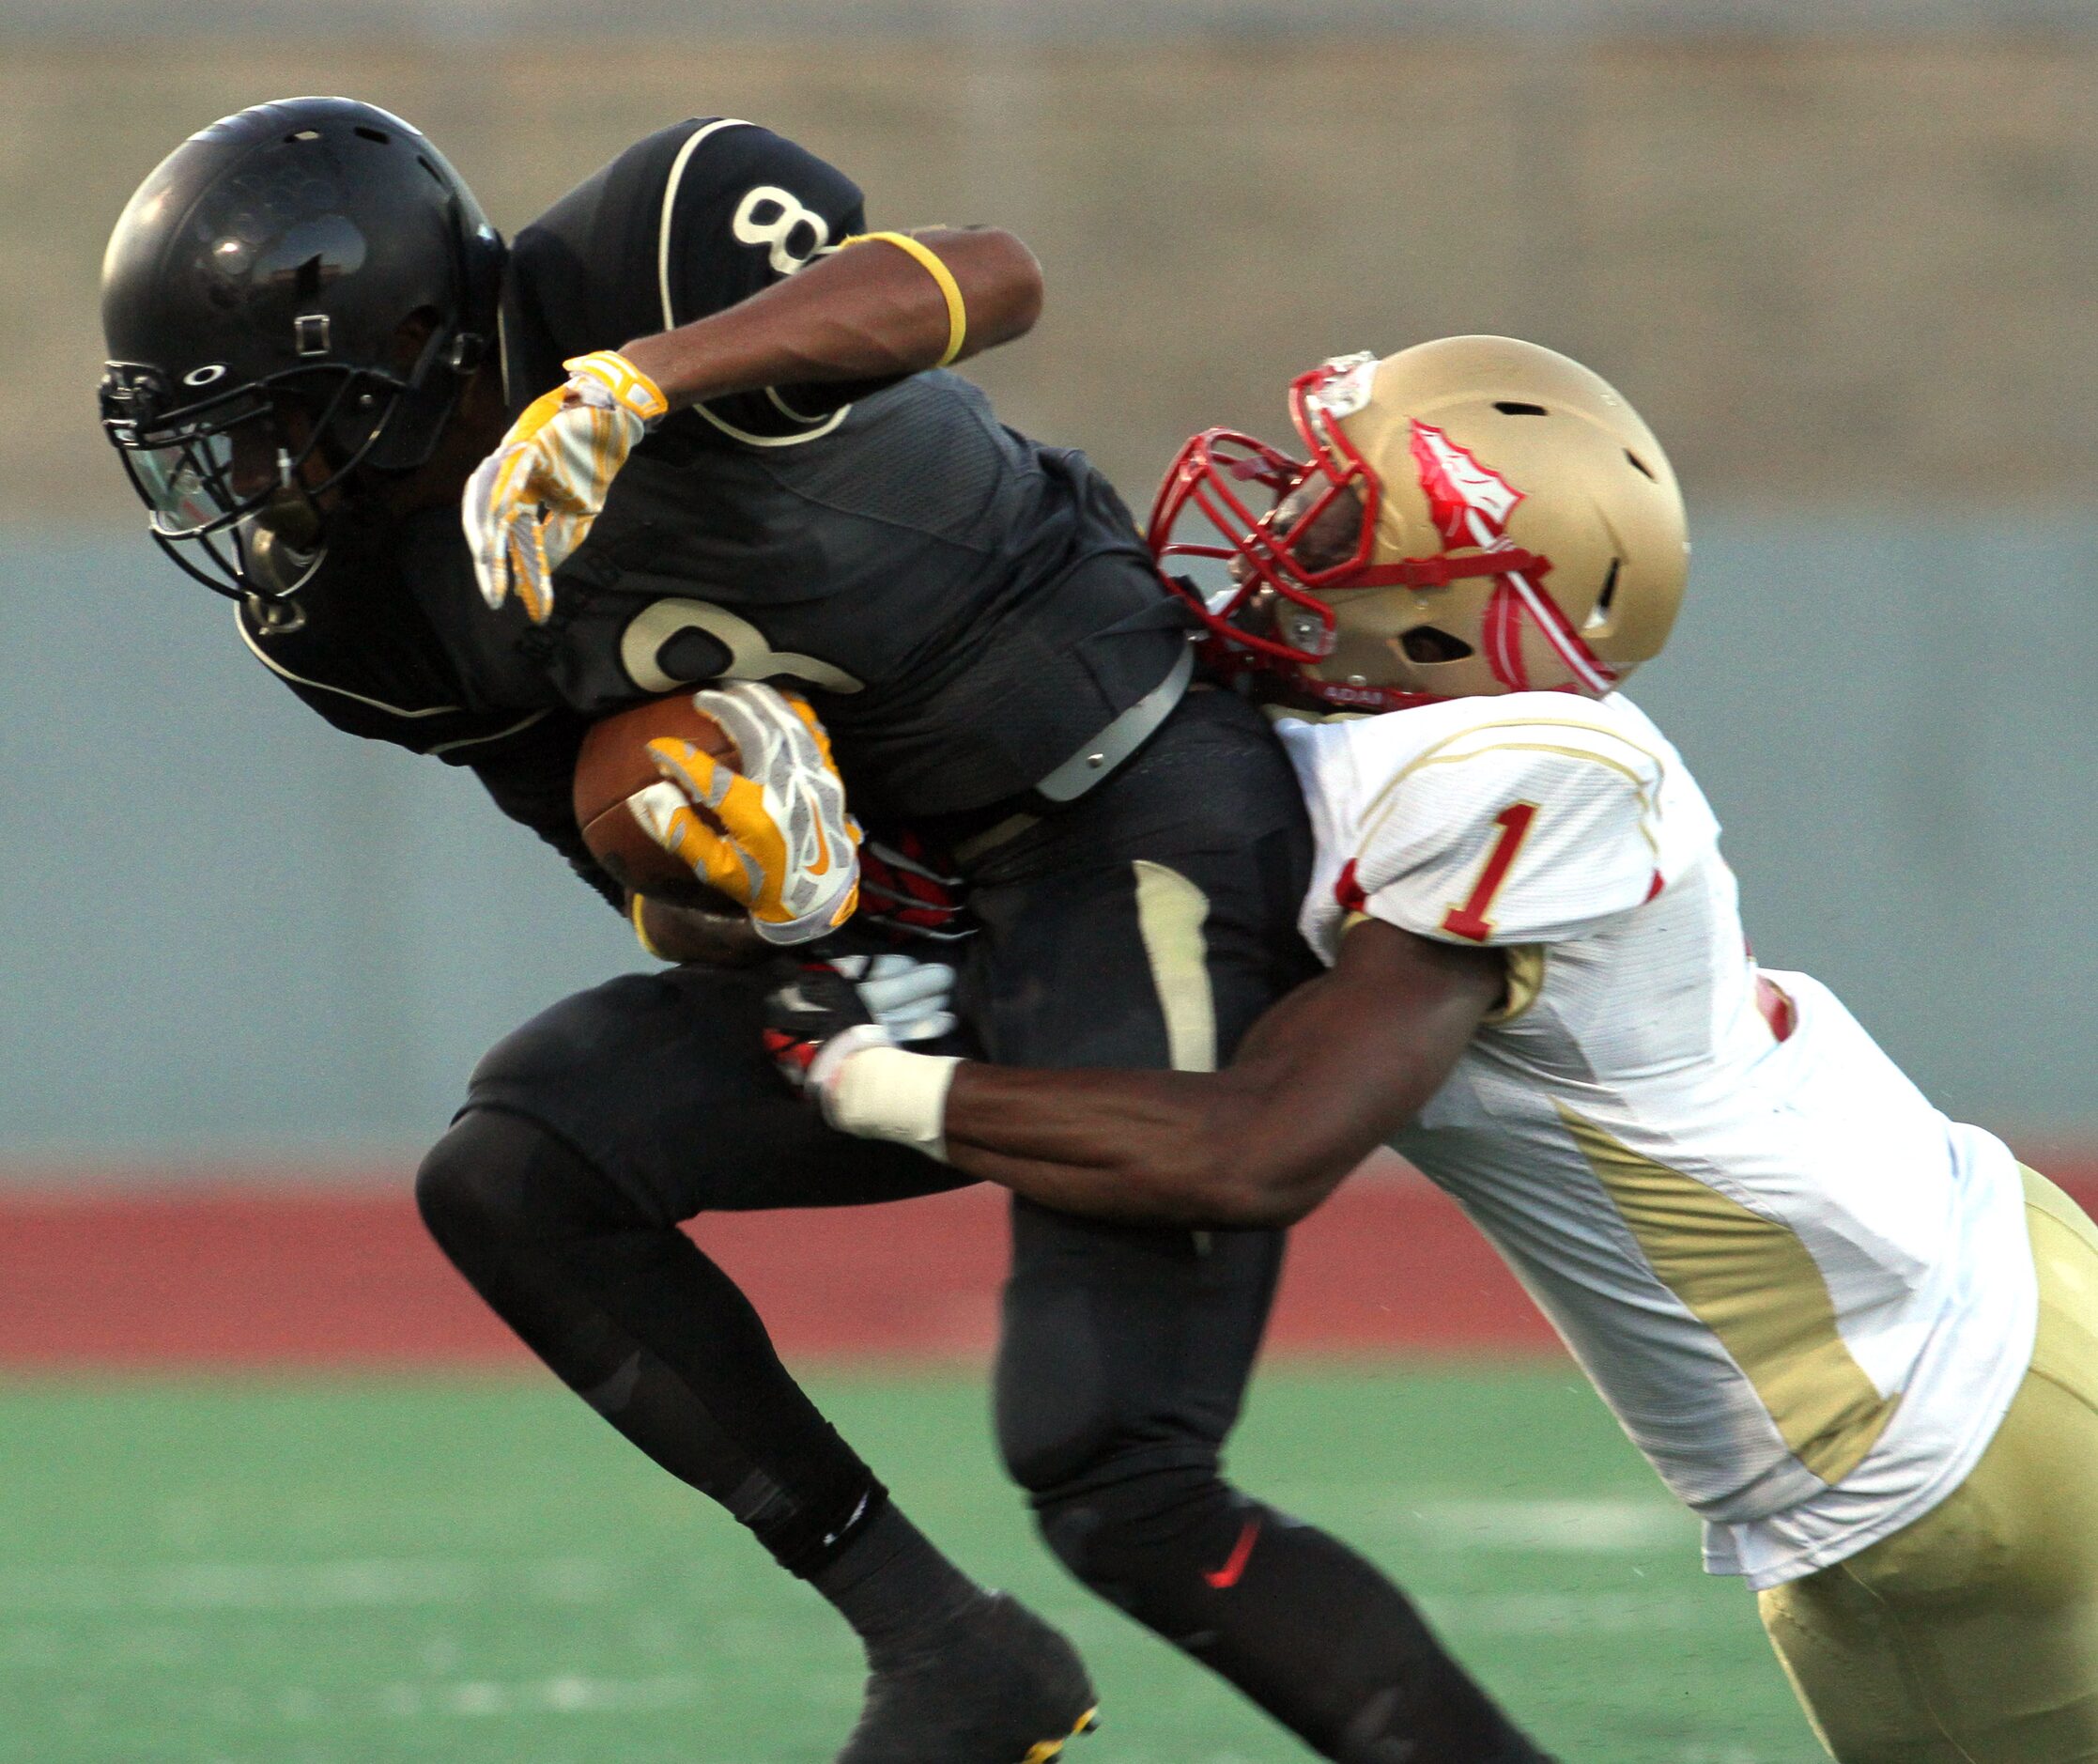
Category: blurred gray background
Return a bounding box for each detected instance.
[2,0,2092,1163]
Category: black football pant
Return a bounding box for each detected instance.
[417,689,1541,1760]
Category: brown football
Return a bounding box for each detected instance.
[573,693,743,909]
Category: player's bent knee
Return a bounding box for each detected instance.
[1025,1458,1238,1612]
[993,1287,1143,1495]
[414,1106,613,1264]
[994,1391,1125,1500]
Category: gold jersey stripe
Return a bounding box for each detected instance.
[1357,739,1664,868]
[1361,713,1667,817]
[1558,1103,1901,1487]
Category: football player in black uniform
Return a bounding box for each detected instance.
[99,98,1548,1763]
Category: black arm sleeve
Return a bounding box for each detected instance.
[502,117,879,440]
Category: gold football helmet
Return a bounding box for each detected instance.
[1149,335,1689,710]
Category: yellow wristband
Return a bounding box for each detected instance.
[630,893,670,961]
[843,231,967,367]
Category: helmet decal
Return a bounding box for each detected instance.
[1408,421,1524,547]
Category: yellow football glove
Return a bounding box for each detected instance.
[631,682,862,947]
[462,349,669,625]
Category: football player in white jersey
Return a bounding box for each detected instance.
[781,336,2098,1763]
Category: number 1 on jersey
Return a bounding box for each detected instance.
[1441,801,1540,943]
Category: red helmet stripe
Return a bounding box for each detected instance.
[1504,568,1617,693]
[1350,547,1550,589]
[1484,581,1530,691]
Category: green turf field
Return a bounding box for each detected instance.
[0,1366,1821,1762]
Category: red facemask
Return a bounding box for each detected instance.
[1146,359,1615,710]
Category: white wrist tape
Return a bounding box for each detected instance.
[821,1044,961,1164]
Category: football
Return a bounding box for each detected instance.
[573,693,743,908]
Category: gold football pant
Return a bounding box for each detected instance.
[1757,1168,2098,1763]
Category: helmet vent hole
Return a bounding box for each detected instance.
[1493,401,1548,417]
[354,126,392,145]
[286,129,321,142]
[416,155,445,186]
[1400,627,1475,664]
[1624,449,1657,480]
[1585,559,1622,631]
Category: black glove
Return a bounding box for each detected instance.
[763,952,957,1092]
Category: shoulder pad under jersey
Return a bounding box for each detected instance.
[1343,707,1670,946]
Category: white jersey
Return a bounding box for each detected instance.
[1276,692,2036,1589]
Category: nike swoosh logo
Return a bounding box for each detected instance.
[1204,1516,1262,1589]
[805,807,832,879]
[822,1491,871,1549]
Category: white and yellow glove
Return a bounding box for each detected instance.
[631,682,861,946]
[462,349,670,625]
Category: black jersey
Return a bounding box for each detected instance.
[242,116,1191,893]
[237,504,615,905]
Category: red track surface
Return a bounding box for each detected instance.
[2,1154,2091,1369]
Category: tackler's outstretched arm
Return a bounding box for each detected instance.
[811,920,1503,1230]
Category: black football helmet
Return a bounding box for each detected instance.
[100,97,504,610]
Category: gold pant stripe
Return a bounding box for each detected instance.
[1756,1167,2098,1763]
[1558,1105,1900,1484]
[1133,860,1215,1074]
